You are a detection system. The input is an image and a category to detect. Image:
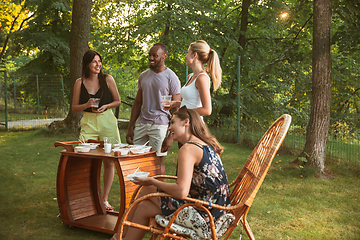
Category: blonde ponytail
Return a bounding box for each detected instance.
[206,49,222,91]
[189,40,222,91]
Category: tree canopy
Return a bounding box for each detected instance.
[1,0,359,144]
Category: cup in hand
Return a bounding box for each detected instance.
[161,95,172,110]
[103,137,113,154]
[90,98,100,112]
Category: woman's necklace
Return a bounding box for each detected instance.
[186,71,206,87]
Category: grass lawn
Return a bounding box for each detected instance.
[0,129,359,240]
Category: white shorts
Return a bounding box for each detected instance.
[133,123,168,157]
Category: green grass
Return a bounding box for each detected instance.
[0,129,359,239]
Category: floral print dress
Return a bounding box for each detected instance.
[158,142,231,222]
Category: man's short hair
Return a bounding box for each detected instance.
[152,43,167,55]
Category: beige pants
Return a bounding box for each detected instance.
[133,123,168,156]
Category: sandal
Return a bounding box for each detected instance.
[104,201,114,211]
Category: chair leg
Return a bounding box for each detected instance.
[241,218,255,240]
[149,233,158,240]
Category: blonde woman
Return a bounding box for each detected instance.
[162,40,222,151]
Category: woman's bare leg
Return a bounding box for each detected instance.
[103,159,114,210]
[122,186,161,239]
[123,199,162,240]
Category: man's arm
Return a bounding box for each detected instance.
[170,72,182,113]
[126,89,142,144]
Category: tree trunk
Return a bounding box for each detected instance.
[300,0,332,174]
[161,3,171,46]
[50,0,92,131]
[233,0,252,121]
[237,0,251,51]
[223,0,252,97]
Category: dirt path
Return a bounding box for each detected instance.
[0,118,64,129]
[1,118,129,130]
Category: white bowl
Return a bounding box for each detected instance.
[75,146,91,152]
[113,143,129,148]
[126,172,150,182]
[143,146,152,152]
[113,148,130,155]
[82,143,100,149]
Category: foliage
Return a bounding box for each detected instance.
[0,0,33,62]
[1,0,72,91]
[330,0,360,140]
[298,152,310,169]
[88,0,325,131]
[1,0,360,143]
[106,65,138,107]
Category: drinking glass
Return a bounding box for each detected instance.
[103,137,113,153]
[91,98,100,112]
[161,95,172,110]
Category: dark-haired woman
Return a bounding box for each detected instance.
[120,107,230,240]
[72,50,121,211]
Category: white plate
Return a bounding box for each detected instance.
[128,146,152,154]
[81,143,100,149]
[130,149,146,154]
[128,145,146,149]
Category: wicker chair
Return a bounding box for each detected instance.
[114,114,291,240]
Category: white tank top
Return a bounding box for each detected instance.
[180,73,210,116]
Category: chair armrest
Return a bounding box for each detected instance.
[132,192,232,212]
[124,193,223,238]
[153,175,177,180]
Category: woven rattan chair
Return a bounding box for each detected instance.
[114,114,291,240]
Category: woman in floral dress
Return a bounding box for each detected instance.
[121,106,231,240]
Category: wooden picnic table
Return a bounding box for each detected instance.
[54,140,164,234]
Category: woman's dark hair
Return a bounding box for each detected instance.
[81,50,107,91]
[173,106,223,155]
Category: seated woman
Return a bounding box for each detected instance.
[121,106,231,240]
